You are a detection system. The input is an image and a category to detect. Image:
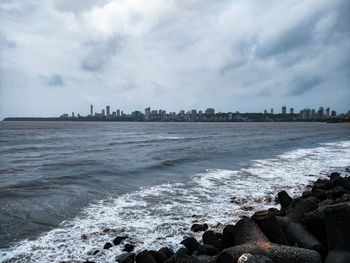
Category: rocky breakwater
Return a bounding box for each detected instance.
[91,172,350,263]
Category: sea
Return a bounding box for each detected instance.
[0,121,349,262]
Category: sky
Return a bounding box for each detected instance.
[0,0,349,118]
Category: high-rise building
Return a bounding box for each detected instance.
[290,108,294,114]
[145,107,150,121]
[282,106,287,114]
[102,109,105,116]
[72,112,75,117]
[90,104,93,116]
[106,106,110,116]
[190,109,197,121]
[205,108,215,115]
[331,110,337,117]
[270,108,274,114]
[117,109,120,117]
[264,109,267,114]
[325,107,330,118]
[318,107,324,119]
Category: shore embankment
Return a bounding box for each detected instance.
[83,171,350,263]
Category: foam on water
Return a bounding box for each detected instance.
[1,140,350,263]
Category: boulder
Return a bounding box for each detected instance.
[237,253,273,263]
[136,250,157,263]
[180,236,200,255]
[123,243,134,252]
[113,236,128,246]
[221,225,235,249]
[277,190,293,209]
[202,231,221,249]
[191,223,209,232]
[116,252,135,263]
[164,253,201,263]
[103,242,113,249]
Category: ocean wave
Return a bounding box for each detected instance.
[1,140,349,263]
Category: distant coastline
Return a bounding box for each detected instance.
[2,115,349,123]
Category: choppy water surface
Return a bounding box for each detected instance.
[0,121,349,262]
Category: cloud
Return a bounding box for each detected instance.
[81,36,123,72]
[44,73,64,86]
[0,0,349,118]
[287,77,323,96]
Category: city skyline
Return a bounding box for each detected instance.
[1,1,350,120]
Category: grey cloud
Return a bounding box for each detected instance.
[255,5,331,62]
[44,73,64,86]
[287,77,323,96]
[81,36,123,72]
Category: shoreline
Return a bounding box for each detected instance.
[85,171,350,263]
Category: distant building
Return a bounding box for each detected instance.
[325,107,330,118]
[60,113,69,118]
[190,109,197,121]
[90,104,93,116]
[102,109,105,116]
[117,109,120,117]
[205,108,215,115]
[331,110,337,117]
[282,106,287,114]
[290,108,294,114]
[106,106,110,116]
[71,112,75,117]
[264,109,267,114]
[270,108,274,114]
[318,107,324,119]
[145,107,150,121]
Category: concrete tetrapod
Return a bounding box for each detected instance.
[215,218,321,263]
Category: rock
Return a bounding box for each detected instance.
[164,253,201,263]
[286,197,319,223]
[149,250,166,263]
[221,225,235,249]
[237,253,273,263]
[302,191,313,198]
[277,190,293,209]
[193,244,219,256]
[113,236,128,246]
[175,247,189,255]
[312,179,334,190]
[159,247,174,260]
[180,236,200,254]
[191,223,209,232]
[325,250,350,263]
[215,243,321,263]
[81,234,88,240]
[116,252,135,263]
[324,202,350,251]
[251,210,288,245]
[334,193,350,204]
[136,250,157,263]
[123,243,134,252]
[303,208,327,245]
[103,242,113,249]
[93,250,100,255]
[196,255,215,263]
[332,177,350,190]
[203,230,221,249]
[330,172,341,181]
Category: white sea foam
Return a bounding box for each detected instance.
[1,140,349,263]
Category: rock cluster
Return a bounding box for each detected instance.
[90,172,350,263]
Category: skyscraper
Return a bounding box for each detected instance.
[270,108,274,114]
[117,109,120,117]
[326,107,330,118]
[90,104,93,116]
[145,107,150,121]
[106,106,110,116]
[282,106,287,114]
[290,108,294,114]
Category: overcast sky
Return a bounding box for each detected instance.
[0,0,349,118]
